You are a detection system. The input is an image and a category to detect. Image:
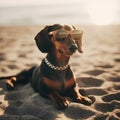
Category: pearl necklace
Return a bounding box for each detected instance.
[44,57,69,71]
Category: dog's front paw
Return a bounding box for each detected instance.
[54,97,69,110]
[75,96,92,106]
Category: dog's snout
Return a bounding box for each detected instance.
[69,44,77,52]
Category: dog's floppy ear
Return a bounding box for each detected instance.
[75,30,83,53]
[34,26,52,53]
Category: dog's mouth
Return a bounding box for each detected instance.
[58,49,64,54]
[58,49,75,56]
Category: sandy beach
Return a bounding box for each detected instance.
[0,25,120,120]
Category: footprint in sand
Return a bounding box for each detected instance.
[92,114,108,120]
[102,92,120,102]
[112,52,120,55]
[83,69,105,76]
[20,43,27,47]
[76,77,104,87]
[108,76,120,82]
[95,64,114,69]
[79,88,108,96]
[7,64,19,70]
[21,43,34,47]
[0,37,4,42]
[95,100,120,113]
[0,53,6,61]
[18,54,27,58]
[94,103,115,112]
[114,58,120,62]
[0,67,7,72]
[113,84,120,90]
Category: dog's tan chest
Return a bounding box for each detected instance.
[43,77,75,91]
[64,78,75,89]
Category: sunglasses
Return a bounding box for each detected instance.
[49,30,83,41]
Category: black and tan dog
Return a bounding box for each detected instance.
[0,24,92,109]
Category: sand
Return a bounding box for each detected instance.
[0,25,120,120]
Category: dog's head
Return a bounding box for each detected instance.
[34,24,83,55]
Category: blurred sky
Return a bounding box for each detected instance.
[1,0,85,6]
[0,0,120,25]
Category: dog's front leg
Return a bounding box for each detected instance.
[70,87,92,106]
[48,91,69,110]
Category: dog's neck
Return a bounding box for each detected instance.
[46,50,70,68]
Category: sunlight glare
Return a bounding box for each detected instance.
[85,0,117,25]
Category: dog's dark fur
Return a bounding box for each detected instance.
[0,24,92,109]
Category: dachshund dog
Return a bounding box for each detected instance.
[0,24,92,109]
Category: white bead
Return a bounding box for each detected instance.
[44,57,68,71]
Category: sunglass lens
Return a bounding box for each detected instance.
[55,30,67,41]
[72,30,83,40]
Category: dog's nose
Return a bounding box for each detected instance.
[69,44,77,52]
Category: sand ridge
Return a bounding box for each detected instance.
[0,25,120,120]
